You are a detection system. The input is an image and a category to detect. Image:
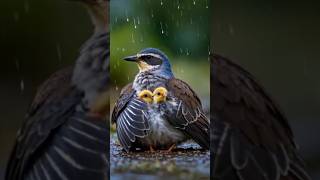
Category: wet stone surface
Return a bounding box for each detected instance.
[110,134,210,180]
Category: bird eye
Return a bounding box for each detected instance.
[145,55,152,60]
[144,94,148,97]
[157,92,161,96]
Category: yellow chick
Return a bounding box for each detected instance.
[153,87,168,103]
[138,90,153,103]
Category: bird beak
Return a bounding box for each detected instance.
[123,55,138,62]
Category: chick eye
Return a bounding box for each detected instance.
[144,94,148,97]
[157,92,161,96]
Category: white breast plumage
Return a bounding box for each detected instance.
[140,104,186,148]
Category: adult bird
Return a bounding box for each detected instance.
[5,0,110,180]
[211,54,310,180]
[111,48,210,152]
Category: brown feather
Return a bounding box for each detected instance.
[28,66,74,116]
[166,78,210,149]
[111,83,134,123]
[211,54,310,180]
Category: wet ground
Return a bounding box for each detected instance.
[110,134,210,180]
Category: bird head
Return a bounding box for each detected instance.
[153,87,168,104]
[138,90,153,103]
[123,48,174,78]
[70,0,109,33]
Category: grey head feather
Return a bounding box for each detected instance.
[72,32,109,108]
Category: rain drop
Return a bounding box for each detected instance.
[186,48,190,56]
[15,59,20,72]
[13,12,20,22]
[160,22,164,34]
[133,18,137,29]
[56,43,62,62]
[20,79,25,92]
[131,33,135,43]
[24,0,30,13]
[229,24,235,35]
[125,10,129,22]
[137,17,140,25]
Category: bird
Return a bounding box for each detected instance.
[5,0,110,180]
[137,89,153,103]
[153,87,168,103]
[211,54,310,180]
[111,48,210,152]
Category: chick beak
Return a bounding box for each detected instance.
[123,55,138,62]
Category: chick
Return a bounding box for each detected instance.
[153,87,168,103]
[138,90,153,103]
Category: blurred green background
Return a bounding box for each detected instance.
[0,0,93,179]
[110,0,210,112]
[212,0,320,179]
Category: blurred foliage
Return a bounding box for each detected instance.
[110,0,210,99]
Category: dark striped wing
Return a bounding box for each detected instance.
[211,54,310,180]
[111,84,150,152]
[23,112,109,180]
[165,78,210,150]
[6,69,109,180]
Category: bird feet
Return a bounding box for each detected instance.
[149,145,155,152]
[165,144,176,153]
[149,144,175,153]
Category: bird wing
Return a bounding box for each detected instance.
[211,54,310,180]
[165,78,210,150]
[111,83,150,152]
[6,69,109,180]
[28,66,74,116]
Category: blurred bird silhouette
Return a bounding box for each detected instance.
[112,48,210,152]
[211,54,310,180]
[5,0,110,180]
